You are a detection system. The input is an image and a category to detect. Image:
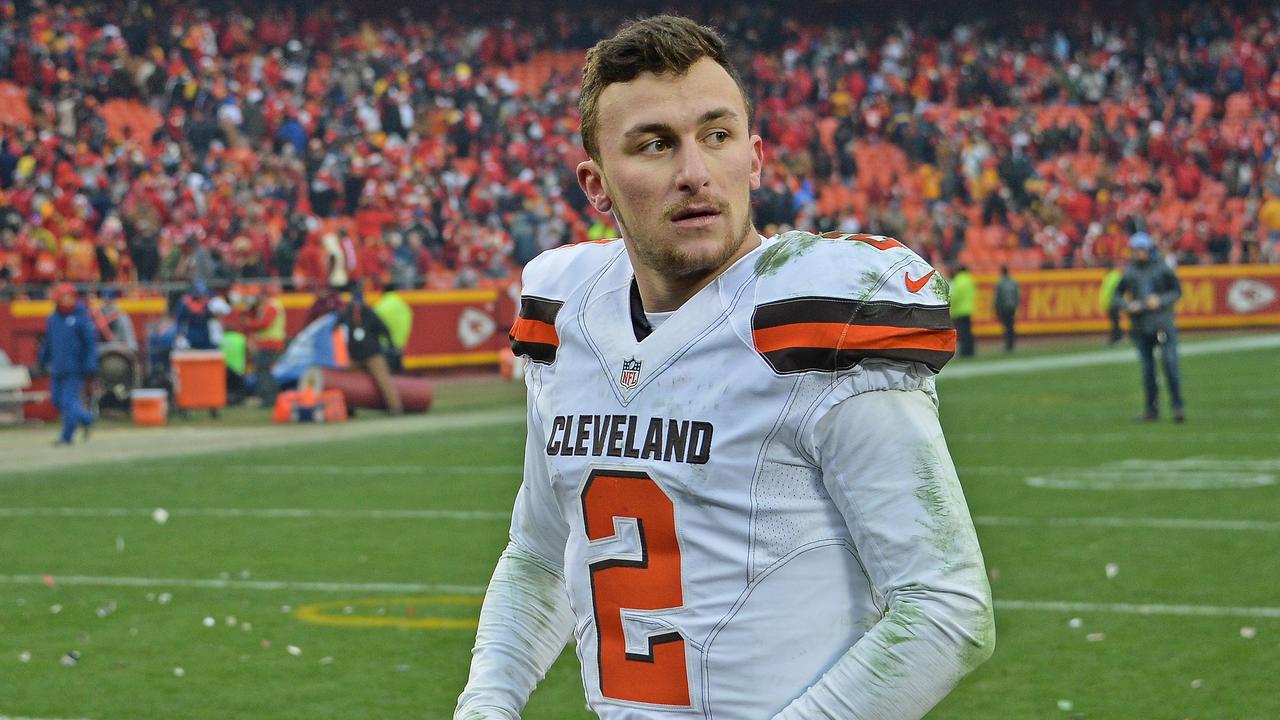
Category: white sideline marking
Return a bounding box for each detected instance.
[1023,457,1279,490]
[4,572,1280,620]
[0,406,526,476]
[1026,472,1276,490]
[0,574,486,595]
[225,464,521,476]
[0,715,93,720]
[940,333,1280,380]
[995,599,1280,619]
[5,507,1277,532]
[0,507,509,521]
[973,515,1280,532]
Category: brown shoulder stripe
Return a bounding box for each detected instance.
[752,297,955,374]
[510,296,563,364]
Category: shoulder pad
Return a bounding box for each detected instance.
[754,231,949,306]
[751,231,955,374]
[511,240,623,365]
[518,239,624,301]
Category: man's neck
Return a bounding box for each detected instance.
[631,231,761,313]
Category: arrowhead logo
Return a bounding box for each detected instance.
[905,269,936,293]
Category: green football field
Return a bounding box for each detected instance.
[2,333,1278,719]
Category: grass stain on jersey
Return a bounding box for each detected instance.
[754,232,820,278]
[867,601,927,678]
[911,450,997,674]
[930,273,951,303]
[913,454,959,556]
[856,270,883,301]
[959,603,997,673]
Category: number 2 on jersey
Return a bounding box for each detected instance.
[581,470,690,706]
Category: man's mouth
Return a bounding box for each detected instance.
[670,204,723,226]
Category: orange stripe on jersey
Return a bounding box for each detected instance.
[510,317,559,347]
[753,322,956,354]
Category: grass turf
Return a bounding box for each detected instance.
[1,335,1277,719]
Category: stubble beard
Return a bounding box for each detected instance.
[626,208,756,282]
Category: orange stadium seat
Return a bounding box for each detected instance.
[0,81,33,128]
[99,100,162,147]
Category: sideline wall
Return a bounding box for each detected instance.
[966,265,1280,336]
[0,286,519,370]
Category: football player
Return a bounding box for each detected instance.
[457,15,993,719]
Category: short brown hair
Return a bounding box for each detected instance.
[578,15,753,162]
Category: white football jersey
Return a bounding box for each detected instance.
[505,231,969,719]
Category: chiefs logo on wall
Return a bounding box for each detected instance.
[1227,279,1278,314]
[457,307,496,349]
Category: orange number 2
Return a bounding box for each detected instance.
[581,470,690,706]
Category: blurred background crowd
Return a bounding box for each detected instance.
[1,0,1279,299]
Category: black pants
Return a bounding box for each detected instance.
[997,310,1016,352]
[253,348,281,404]
[1133,328,1184,416]
[955,315,975,357]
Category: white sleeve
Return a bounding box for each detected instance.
[774,382,994,720]
[454,387,576,719]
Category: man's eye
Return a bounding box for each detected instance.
[707,131,730,144]
[642,139,669,153]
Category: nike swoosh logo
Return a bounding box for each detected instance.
[905,269,936,293]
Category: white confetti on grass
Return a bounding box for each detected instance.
[1105,562,1120,579]
[151,508,169,525]
[286,645,302,657]
[1240,626,1257,639]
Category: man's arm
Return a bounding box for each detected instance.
[241,302,277,333]
[80,310,99,375]
[455,398,576,719]
[1111,273,1130,312]
[775,380,994,720]
[37,317,51,370]
[1156,265,1182,310]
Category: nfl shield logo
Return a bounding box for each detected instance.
[619,357,642,389]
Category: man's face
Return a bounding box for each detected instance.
[578,57,763,283]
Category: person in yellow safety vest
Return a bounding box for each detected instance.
[949,265,977,357]
[238,284,286,405]
[1099,261,1124,345]
[587,217,616,241]
[373,282,413,373]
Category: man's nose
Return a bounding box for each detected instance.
[674,143,712,194]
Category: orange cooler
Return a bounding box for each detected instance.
[131,389,168,426]
[171,350,227,410]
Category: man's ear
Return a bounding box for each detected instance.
[577,159,613,213]
[749,133,764,191]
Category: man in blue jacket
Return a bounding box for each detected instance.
[39,283,98,445]
[1113,233,1185,422]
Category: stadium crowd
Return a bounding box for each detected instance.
[1,0,1279,298]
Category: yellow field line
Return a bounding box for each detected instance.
[294,595,482,631]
